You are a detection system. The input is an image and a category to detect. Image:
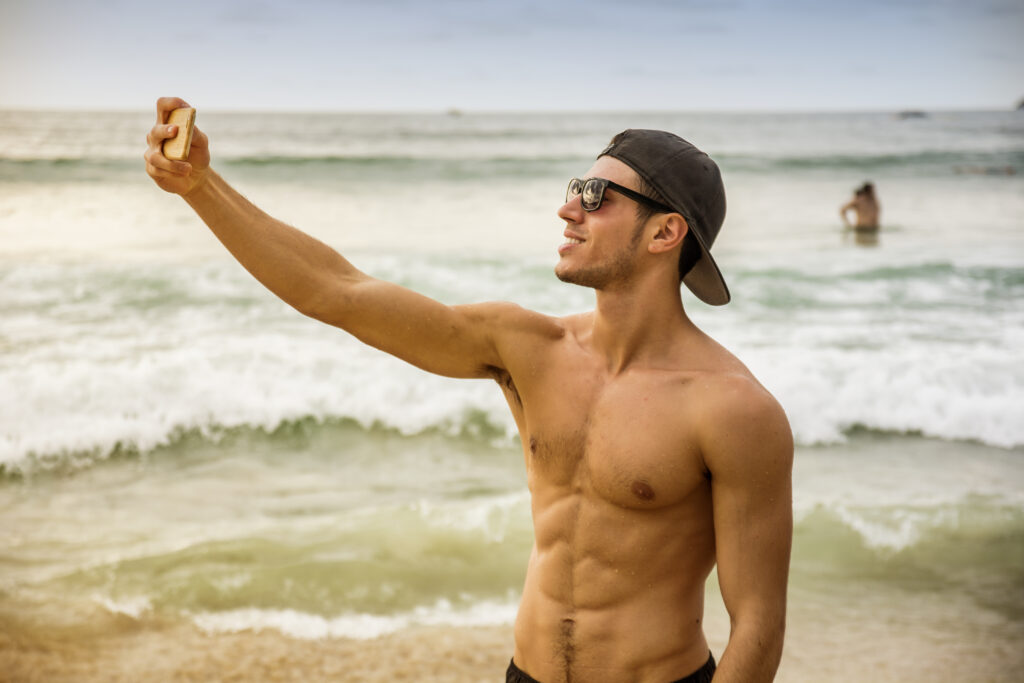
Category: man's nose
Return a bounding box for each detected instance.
[557,194,584,223]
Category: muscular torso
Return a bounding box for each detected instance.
[495,313,743,683]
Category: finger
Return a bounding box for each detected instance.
[146,163,183,181]
[156,96,191,123]
[189,126,209,150]
[147,121,183,146]
[144,148,192,175]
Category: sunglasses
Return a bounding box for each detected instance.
[566,177,675,214]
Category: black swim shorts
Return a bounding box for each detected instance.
[506,652,716,683]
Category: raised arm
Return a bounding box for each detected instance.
[839,199,855,227]
[701,379,793,682]
[144,97,532,379]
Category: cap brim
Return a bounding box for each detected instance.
[682,230,731,305]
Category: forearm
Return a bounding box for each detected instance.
[712,619,785,682]
[184,170,361,313]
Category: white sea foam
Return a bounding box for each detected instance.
[0,262,516,470]
[3,252,1023,473]
[191,596,519,640]
[831,504,963,552]
[6,327,1019,473]
[412,491,531,543]
[795,496,1024,557]
[752,343,1024,449]
[93,594,153,619]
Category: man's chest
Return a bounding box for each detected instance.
[508,363,709,510]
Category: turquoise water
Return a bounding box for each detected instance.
[1,109,1022,675]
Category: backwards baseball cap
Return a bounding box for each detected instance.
[599,129,730,306]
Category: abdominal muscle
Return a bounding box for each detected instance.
[512,488,717,683]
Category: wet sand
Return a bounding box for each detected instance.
[3,583,1023,683]
[1,619,515,683]
[3,609,1021,683]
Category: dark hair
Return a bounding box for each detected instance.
[633,173,703,281]
[858,181,875,197]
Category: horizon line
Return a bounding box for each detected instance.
[0,105,1020,116]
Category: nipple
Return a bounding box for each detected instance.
[631,480,655,501]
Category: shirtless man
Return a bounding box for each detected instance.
[840,182,880,230]
[145,97,793,683]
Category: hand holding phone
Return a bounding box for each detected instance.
[162,107,196,160]
[145,98,211,196]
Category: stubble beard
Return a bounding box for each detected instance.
[555,220,645,289]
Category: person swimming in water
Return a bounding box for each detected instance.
[840,182,880,231]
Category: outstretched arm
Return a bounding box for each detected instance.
[701,380,793,682]
[144,97,528,379]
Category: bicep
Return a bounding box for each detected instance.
[306,274,529,379]
[706,393,794,624]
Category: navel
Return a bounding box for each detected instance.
[631,480,655,501]
[528,436,537,454]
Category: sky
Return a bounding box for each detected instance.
[0,0,1021,112]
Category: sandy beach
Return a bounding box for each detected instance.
[4,618,1021,683]
[1,621,511,683]
[4,579,1022,683]
[3,606,516,683]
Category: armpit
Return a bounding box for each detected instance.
[487,366,522,408]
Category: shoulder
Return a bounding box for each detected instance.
[692,371,793,476]
[696,371,779,412]
[457,301,567,340]
[456,302,573,377]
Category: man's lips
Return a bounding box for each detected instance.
[558,232,585,255]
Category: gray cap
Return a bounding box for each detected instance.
[599,129,730,305]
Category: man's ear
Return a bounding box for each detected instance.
[648,213,689,254]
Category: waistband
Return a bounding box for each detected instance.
[506,652,716,683]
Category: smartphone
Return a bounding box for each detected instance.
[162,107,196,161]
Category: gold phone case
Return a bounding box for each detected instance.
[162,108,196,161]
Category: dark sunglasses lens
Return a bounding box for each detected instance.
[566,178,583,202]
[581,179,604,210]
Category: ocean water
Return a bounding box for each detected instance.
[1,109,1023,680]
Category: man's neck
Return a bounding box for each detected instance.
[588,272,696,375]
